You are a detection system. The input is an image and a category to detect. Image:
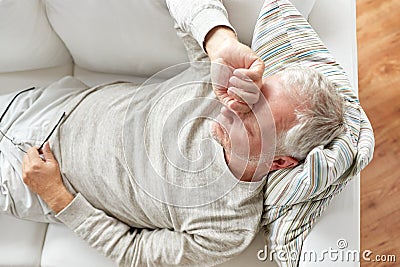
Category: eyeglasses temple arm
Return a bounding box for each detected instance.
[0,87,35,123]
[38,112,66,152]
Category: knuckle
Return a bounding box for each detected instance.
[31,163,41,170]
[50,163,58,169]
[22,174,29,184]
[24,169,33,177]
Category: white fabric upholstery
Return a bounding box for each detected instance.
[0,0,71,73]
[41,224,116,267]
[301,1,360,266]
[45,0,189,78]
[0,64,73,95]
[0,0,358,266]
[301,179,359,266]
[0,215,47,266]
[44,0,316,79]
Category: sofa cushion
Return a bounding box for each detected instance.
[44,0,316,78]
[0,215,47,266]
[41,224,117,267]
[0,64,73,95]
[225,0,316,46]
[0,0,71,73]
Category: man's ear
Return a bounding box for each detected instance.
[270,156,299,171]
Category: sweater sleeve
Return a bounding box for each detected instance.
[56,193,255,267]
[165,0,236,52]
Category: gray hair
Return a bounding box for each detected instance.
[274,67,346,160]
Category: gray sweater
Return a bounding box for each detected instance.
[49,1,265,266]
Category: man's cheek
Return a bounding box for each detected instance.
[229,125,251,156]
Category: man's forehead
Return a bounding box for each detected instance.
[260,76,297,132]
[261,74,284,95]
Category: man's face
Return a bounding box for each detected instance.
[211,74,297,179]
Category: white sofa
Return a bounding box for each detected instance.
[0,0,359,266]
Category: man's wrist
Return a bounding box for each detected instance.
[45,188,74,214]
[204,26,237,60]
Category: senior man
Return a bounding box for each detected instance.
[0,0,362,266]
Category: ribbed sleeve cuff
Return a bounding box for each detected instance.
[55,193,96,229]
[191,8,236,52]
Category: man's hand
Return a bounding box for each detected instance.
[205,26,265,113]
[22,142,73,213]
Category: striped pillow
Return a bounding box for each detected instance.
[251,0,374,265]
[251,0,374,206]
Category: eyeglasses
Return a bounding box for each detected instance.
[0,87,65,153]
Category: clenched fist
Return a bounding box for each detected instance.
[22,142,73,213]
[205,26,265,113]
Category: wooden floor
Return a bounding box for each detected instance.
[357,0,400,265]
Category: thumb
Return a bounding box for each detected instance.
[249,57,265,78]
[233,58,265,82]
[251,58,265,74]
[42,142,56,162]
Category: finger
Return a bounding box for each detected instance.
[42,142,55,162]
[26,146,42,164]
[226,86,245,103]
[233,57,264,81]
[227,100,251,113]
[229,76,260,95]
[233,68,263,85]
[228,87,259,105]
[231,70,253,82]
[22,152,29,164]
[21,159,28,183]
[250,58,265,75]
[22,154,28,172]
[224,96,252,113]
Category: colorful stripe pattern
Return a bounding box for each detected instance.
[251,1,375,266]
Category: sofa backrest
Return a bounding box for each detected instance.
[0,0,71,73]
[0,0,316,77]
